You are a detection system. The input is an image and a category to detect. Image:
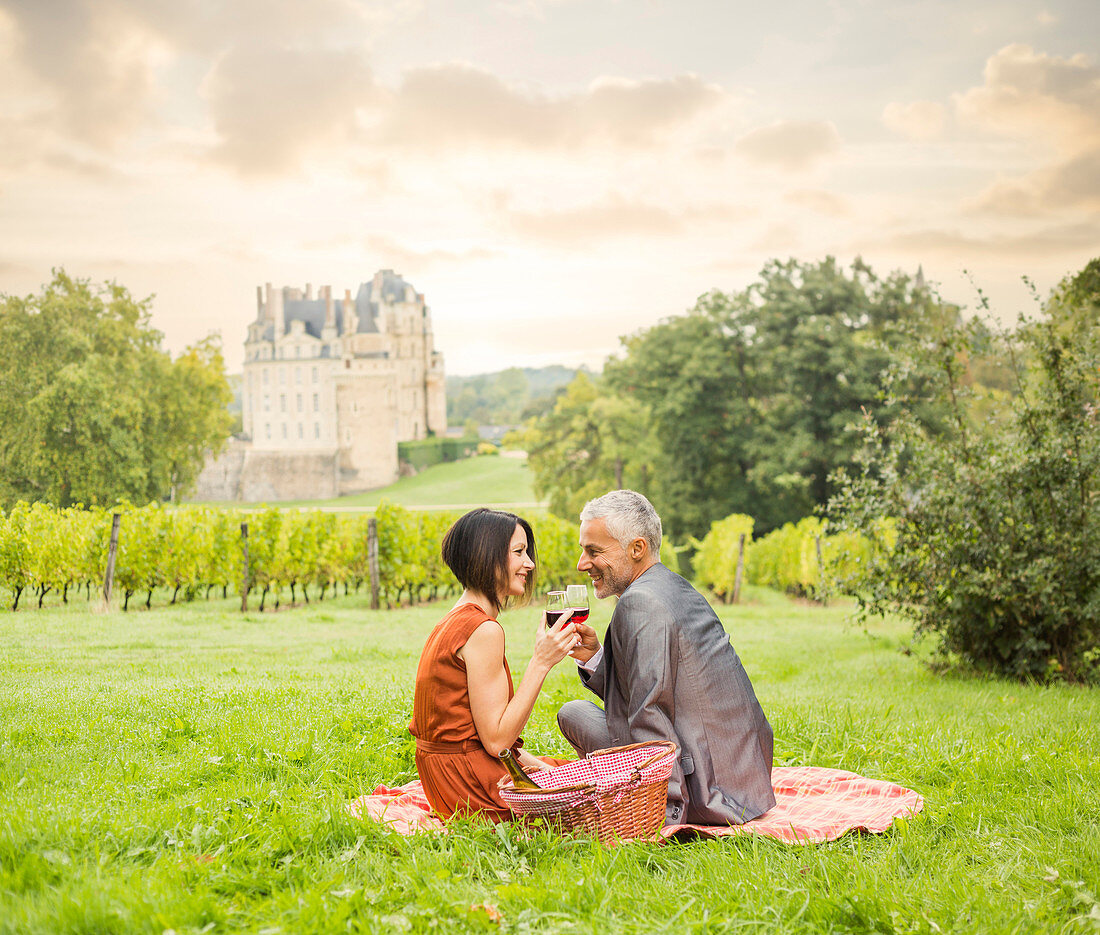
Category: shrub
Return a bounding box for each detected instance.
[693,513,754,601]
[398,436,479,471]
[830,280,1100,682]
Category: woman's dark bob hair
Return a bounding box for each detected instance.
[441,508,536,615]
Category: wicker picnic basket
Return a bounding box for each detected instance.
[498,741,677,844]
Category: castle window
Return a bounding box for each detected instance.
[344,429,351,444]
[279,369,286,385]
[313,393,319,412]
[297,423,303,439]
[265,423,271,440]
[281,423,287,439]
[296,366,302,384]
[296,394,303,413]
[312,366,318,383]
[295,346,301,358]
[314,423,320,439]
[263,369,269,384]
[280,394,286,412]
[263,395,270,412]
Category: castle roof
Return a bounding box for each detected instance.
[263,271,419,340]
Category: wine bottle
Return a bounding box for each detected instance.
[498,749,541,790]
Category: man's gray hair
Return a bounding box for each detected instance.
[580,489,662,556]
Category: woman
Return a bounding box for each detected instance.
[409,507,578,821]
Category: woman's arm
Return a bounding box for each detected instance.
[462,614,578,756]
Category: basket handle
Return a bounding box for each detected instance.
[632,743,677,772]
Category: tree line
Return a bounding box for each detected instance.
[516,257,1012,543]
[0,271,233,509]
[517,256,1100,682]
[446,366,581,428]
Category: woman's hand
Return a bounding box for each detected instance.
[462,612,578,757]
[530,610,580,671]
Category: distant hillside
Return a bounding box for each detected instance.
[446,365,584,426]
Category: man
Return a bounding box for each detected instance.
[558,489,775,826]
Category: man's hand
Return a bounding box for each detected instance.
[569,620,601,664]
[515,748,548,773]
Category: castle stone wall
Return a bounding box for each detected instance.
[192,440,338,502]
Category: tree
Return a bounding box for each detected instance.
[602,257,958,541]
[514,372,655,520]
[0,271,233,508]
[829,259,1100,682]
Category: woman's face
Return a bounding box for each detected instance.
[503,523,535,599]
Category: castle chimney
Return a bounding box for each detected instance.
[305,282,313,300]
[324,285,335,327]
[256,285,264,319]
[272,285,285,340]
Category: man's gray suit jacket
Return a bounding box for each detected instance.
[579,562,775,826]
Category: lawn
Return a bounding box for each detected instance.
[249,453,540,511]
[1,587,1097,933]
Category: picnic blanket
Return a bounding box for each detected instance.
[347,765,923,843]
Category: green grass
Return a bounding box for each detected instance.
[2,587,1098,933]
[245,453,540,510]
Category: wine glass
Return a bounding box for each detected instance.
[545,590,567,628]
[565,584,590,624]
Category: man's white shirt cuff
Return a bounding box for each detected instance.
[579,646,603,673]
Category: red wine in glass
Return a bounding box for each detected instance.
[565,585,590,624]
[545,590,567,628]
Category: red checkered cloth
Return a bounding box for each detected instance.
[347,765,923,843]
[661,766,923,843]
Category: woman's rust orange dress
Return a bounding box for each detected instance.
[409,603,523,822]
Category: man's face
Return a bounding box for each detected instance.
[577,518,637,599]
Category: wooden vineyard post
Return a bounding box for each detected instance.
[240,522,250,612]
[815,534,829,607]
[102,513,121,608]
[368,517,380,610]
[732,533,746,604]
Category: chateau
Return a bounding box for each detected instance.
[194,270,446,501]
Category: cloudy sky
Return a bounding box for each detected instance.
[1,0,1097,375]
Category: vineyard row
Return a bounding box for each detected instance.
[0,502,882,612]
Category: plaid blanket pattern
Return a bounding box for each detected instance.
[347,765,923,843]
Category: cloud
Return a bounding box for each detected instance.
[952,45,1100,218]
[2,0,161,149]
[733,120,841,172]
[784,189,849,217]
[0,0,391,161]
[204,43,375,176]
[749,223,800,253]
[502,195,750,247]
[953,43,1100,148]
[969,148,1100,216]
[362,235,502,269]
[380,64,723,149]
[882,100,947,141]
[881,222,1100,259]
[508,196,685,245]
